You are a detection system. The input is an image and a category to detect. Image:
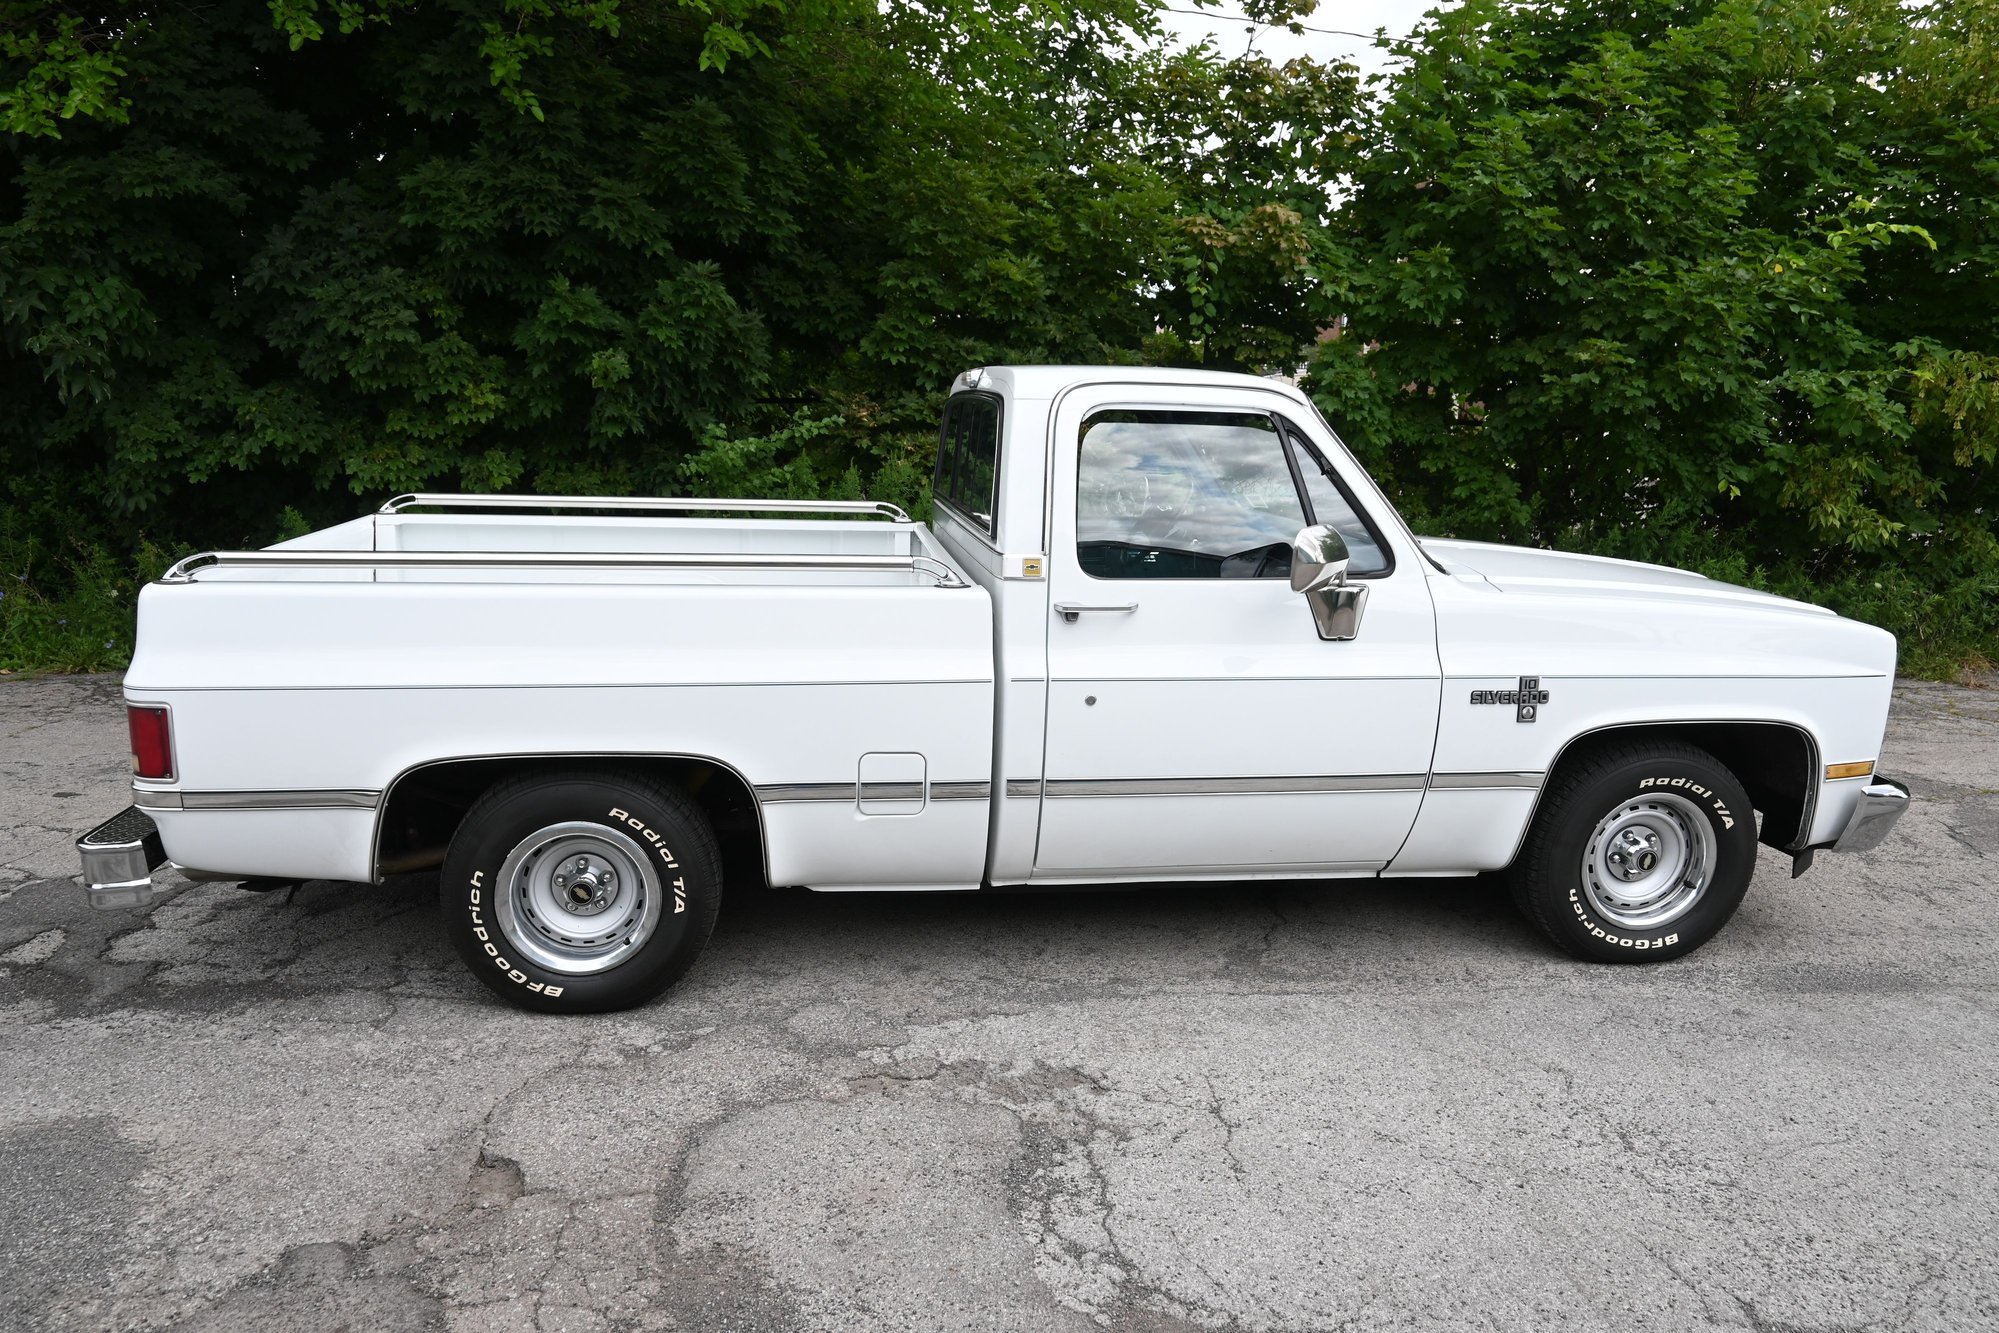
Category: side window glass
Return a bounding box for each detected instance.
[932,393,1002,536]
[1288,431,1390,577]
[1077,411,1307,580]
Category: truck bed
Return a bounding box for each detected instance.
[126,496,996,891]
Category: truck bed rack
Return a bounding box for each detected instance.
[159,548,969,587]
[378,493,913,522]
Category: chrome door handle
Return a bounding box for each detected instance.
[1054,602,1138,623]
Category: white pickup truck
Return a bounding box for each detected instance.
[78,366,1910,1011]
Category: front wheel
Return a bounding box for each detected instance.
[1508,742,1758,962]
[441,769,722,1012]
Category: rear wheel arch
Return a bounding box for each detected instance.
[373,752,768,888]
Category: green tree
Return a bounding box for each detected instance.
[1308,0,1999,671]
[0,0,1169,535]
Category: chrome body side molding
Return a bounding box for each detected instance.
[134,787,382,811]
[1045,773,1428,798]
[756,781,992,804]
[1428,771,1546,790]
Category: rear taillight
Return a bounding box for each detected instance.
[128,705,174,781]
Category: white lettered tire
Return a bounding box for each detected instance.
[442,769,721,1013]
[1509,741,1757,962]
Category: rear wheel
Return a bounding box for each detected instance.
[441,769,721,1012]
[1509,742,1757,962]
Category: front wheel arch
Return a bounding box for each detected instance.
[1504,719,1820,869]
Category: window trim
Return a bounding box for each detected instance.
[933,390,1004,542]
[1275,414,1397,580]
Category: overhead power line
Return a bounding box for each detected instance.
[1157,5,1388,41]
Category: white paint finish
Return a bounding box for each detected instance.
[1422,538,1833,615]
[141,681,994,889]
[1388,788,1541,874]
[1425,562,1895,683]
[150,808,380,883]
[1424,570,1897,852]
[1032,379,1442,875]
[119,365,1909,896]
[131,544,995,891]
[1034,788,1416,875]
[930,512,1049,885]
[131,577,988,695]
[758,801,989,891]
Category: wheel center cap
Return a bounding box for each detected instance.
[551,855,618,916]
[1606,828,1663,883]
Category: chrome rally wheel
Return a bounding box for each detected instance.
[496,821,663,975]
[1580,791,1716,932]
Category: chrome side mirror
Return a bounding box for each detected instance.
[1291,524,1368,641]
[1290,524,1350,594]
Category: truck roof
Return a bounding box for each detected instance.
[951,365,1313,402]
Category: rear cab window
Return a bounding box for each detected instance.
[933,393,1004,539]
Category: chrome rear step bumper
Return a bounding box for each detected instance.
[77,806,168,909]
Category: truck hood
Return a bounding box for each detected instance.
[1418,538,1836,618]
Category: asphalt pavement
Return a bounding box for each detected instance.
[1,672,1995,1332]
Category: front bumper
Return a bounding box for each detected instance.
[77,805,168,909]
[1832,776,1912,854]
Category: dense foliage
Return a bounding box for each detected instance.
[2,0,1994,674]
[1309,0,1999,672]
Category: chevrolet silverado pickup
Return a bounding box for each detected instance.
[77,366,1911,1011]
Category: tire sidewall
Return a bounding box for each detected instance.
[442,775,715,1012]
[1540,752,1757,962]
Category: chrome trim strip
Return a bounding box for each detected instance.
[1005,779,1042,799]
[758,781,993,804]
[1050,674,1433,684]
[858,782,925,802]
[755,783,854,804]
[132,786,183,810]
[380,493,912,523]
[159,549,967,589]
[1428,771,1545,791]
[175,789,383,811]
[1044,774,1426,798]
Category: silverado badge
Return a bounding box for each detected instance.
[1470,676,1550,723]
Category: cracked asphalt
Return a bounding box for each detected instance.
[2,673,1996,1332]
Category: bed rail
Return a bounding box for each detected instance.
[378,493,913,523]
[158,549,968,588]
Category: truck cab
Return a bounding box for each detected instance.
[929,367,1445,885]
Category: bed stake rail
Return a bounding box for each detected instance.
[378,493,913,523]
[157,549,968,588]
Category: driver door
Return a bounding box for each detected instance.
[1032,383,1442,878]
